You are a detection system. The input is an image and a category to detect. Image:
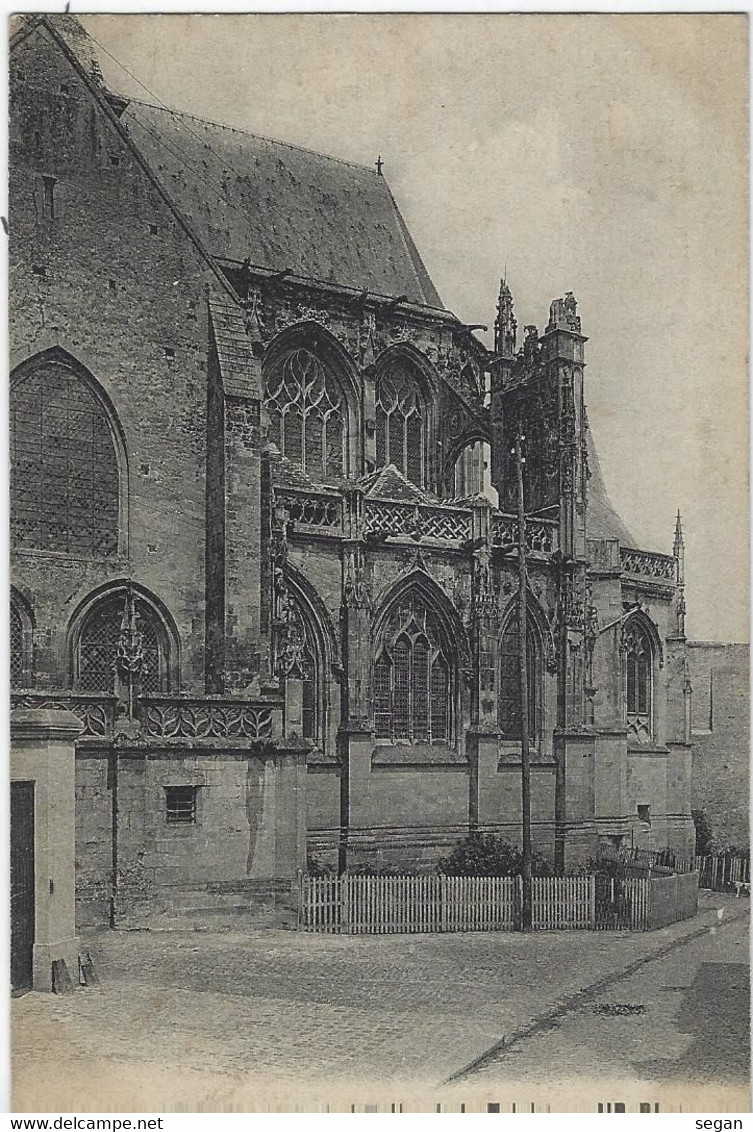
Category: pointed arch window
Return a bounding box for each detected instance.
[498,616,539,741]
[293,606,321,745]
[276,592,325,748]
[375,359,425,486]
[373,592,452,743]
[625,619,653,741]
[10,597,33,689]
[265,348,347,480]
[11,356,120,556]
[75,593,169,695]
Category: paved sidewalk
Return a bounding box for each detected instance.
[12,892,749,1112]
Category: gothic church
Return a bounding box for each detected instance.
[9,15,695,930]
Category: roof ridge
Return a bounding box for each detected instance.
[126,96,384,178]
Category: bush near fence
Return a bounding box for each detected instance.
[299,871,699,935]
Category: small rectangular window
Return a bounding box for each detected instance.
[165,785,197,824]
[637,804,651,826]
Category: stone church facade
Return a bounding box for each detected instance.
[10,15,695,930]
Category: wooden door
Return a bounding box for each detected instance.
[11,781,35,993]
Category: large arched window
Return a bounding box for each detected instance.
[11,355,120,556]
[498,615,539,741]
[75,592,170,695]
[373,592,452,743]
[375,358,425,486]
[625,618,653,741]
[265,347,347,480]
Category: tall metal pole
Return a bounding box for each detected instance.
[515,425,533,931]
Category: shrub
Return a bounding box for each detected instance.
[692,809,716,856]
[436,831,553,876]
[306,852,335,877]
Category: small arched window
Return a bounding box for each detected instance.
[11,356,120,556]
[10,598,32,689]
[75,593,169,695]
[625,619,652,741]
[499,616,538,741]
[265,347,347,480]
[374,592,452,743]
[375,359,425,486]
[275,590,325,749]
[293,605,320,745]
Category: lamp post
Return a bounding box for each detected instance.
[514,425,533,931]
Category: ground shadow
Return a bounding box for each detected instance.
[633,963,750,1083]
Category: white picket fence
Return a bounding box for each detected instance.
[300,872,699,934]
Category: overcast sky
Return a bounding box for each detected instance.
[81,13,749,643]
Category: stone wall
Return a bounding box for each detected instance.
[688,642,749,849]
[10,24,217,694]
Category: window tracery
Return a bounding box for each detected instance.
[498,616,539,741]
[76,594,167,695]
[625,619,652,741]
[375,360,425,486]
[265,348,347,480]
[373,592,451,743]
[10,602,26,689]
[11,359,120,557]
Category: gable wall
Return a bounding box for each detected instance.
[10,25,222,692]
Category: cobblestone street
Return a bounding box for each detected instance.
[12,894,749,1112]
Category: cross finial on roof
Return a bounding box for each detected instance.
[375,155,383,176]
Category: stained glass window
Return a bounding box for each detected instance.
[625,620,652,740]
[10,602,25,689]
[11,359,120,557]
[498,617,538,740]
[265,348,347,480]
[373,592,451,743]
[375,361,425,486]
[77,595,165,695]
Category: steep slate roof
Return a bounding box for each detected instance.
[117,99,444,308]
[586,421,638,549]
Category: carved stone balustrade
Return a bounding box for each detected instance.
[492,513,558,555]
[620,548,677,584]
[139,695,282,745]
[10,692,115,740]
[275,488,343,536]
[363,499,472,544]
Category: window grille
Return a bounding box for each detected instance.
[373,593,452,743]
[498,618,538,740]
[77,595,165,694]
[265,348,347,480]
[10,603,25,689]
[625,619,652,740]
[375,361,425,486]
[11,360,119,557]
[165,785,197,824]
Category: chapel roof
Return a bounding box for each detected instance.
[585,420,638,549]
[22,15,445,311]
[120,97,444,308]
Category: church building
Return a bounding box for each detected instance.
[9,14,695,935]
